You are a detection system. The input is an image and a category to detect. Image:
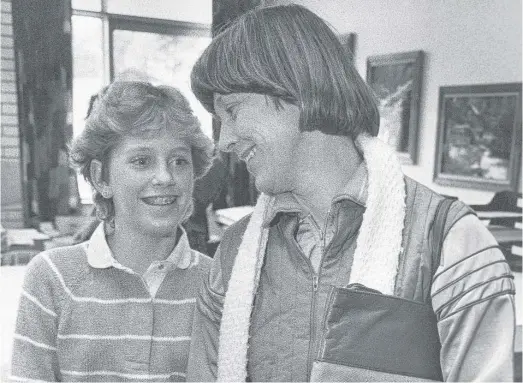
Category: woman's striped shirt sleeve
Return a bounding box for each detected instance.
[432,214,516,382]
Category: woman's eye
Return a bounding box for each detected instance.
[174,158,190,166]
[225,105,239,120]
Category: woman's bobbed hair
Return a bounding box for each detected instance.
[69,81,214,222]
[191,4,380,137]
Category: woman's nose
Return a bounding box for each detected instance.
[218,124,237,153]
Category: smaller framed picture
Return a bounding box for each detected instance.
[366,50,424,164]
[434,83,522,191]
[339,33,356,60]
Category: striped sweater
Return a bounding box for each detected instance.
[11,225,212,382]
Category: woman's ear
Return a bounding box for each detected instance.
[90,159,113,199]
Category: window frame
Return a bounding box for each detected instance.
[72,5,211,83]
[108,15,210,81]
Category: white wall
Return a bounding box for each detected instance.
[275,0,522,204]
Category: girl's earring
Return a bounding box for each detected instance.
[102,188,112,199]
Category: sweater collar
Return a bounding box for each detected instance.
[86,223,192,270]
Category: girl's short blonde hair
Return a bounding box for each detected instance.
[69,81,214,222]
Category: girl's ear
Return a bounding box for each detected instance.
[90,159,113,198]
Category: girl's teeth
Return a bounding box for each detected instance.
[143,196,176,205]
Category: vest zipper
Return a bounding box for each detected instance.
[306,207,332,381]
[306,261,318,381]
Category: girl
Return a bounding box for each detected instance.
[11,81,214,382]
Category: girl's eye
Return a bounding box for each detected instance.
[130,157,149,167]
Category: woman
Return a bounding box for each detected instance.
[187,4,515,382]
[11,81,214,382]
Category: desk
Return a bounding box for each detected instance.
[476,211,522,219]
[489,226,522,243]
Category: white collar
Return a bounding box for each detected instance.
[86,224,192,270]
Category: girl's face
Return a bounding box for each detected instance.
[106,128,194,238]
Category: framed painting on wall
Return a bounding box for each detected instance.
[366,50,424,164]
[339,33,356,60]
[434,83,522,191]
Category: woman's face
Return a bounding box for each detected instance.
[214,93,302,195]
[106,128,194,238]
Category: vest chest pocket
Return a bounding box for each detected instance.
[311,284,443,382]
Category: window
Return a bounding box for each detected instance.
[71,15,104,203]
[111,26,211,138]
[72,15,104,138]
[71,3,212,203]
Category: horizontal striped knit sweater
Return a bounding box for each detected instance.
[11,233,212,382]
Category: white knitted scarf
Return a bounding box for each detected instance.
[217,134,406,382]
